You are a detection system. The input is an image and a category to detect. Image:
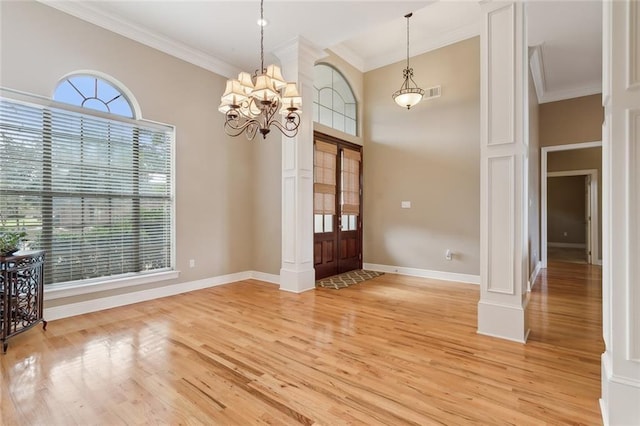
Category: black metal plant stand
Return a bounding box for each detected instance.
[0,250,47,353]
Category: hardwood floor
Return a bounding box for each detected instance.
[1,262,603,425]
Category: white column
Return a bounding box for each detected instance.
[274,37,324,293]
[600,1,640,423]
[478,1,529,342]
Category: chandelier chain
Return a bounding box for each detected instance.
[260,0,265,73]
[406,14,410,70]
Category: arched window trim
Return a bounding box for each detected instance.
[53,70,141,119]
[313,63,358,136]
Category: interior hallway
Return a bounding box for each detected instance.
[1,262,603,425]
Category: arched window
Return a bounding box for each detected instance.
[313,64,357,136]
[54,74,134,118]
[1,73,174,290]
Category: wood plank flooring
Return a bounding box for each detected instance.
[1,262,603,425]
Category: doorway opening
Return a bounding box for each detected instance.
[547,171,597,264]
[541,141,602,267]
[313,132,362,280]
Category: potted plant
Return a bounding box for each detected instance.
[0,231,27,256]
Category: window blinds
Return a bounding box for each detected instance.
[314,141,337,215]
[341,148,360,215]
[0,97,173,286]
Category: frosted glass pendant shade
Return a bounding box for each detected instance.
[393,88,424,109]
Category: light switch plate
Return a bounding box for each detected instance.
[401,201,411,208]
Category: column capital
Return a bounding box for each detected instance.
[273,36,327,82]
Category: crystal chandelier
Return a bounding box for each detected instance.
[392,13,425,109]
[219,0,302,140]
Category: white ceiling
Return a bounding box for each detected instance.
[41,0,602,104]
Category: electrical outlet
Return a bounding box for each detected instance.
[189,259,195,268]
[445,249,452,261]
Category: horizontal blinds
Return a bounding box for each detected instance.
[341,148,360,215]
[314,141,336,215]
[0,97,173,286]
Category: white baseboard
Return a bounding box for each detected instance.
[548,242,586,248]
[44,270,281,321]
[529,261,542,290]
[363,262,480,285]
[250,271,280,285]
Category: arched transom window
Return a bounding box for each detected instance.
[313,64,357,136]
[54,75,134,118]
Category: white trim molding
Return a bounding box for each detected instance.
[44,270,281,321]
[38,0,238,79]
[363,263,480,285]
[44,271,251,321]
[528,261,541,291]
[331,21,480,73]
[529,44,602,104]
[45,270,180,300]
[548,242,587,249]
[249,271,280,285]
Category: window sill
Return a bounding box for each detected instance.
[44,270,180,300]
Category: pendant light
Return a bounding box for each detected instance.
[392,13,425,109]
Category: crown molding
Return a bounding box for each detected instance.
[327,44,366,72]
[529,45,547,104]
[38,0,239,79]
[529,44,601,104]
[329,21,480,73]
[366,21,480,72]
[537,83,602,104]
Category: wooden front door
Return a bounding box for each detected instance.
[313,133,362,280]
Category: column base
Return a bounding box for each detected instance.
[600,352,640,425]
[279,267,315,293]
[477,300,529,343]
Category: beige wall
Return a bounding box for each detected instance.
[547,147,602,259]
[528,68,540,276]
[547,176,587,244]
[363,37,480,275]
[1,1,254,306]
[540,95,603,147]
